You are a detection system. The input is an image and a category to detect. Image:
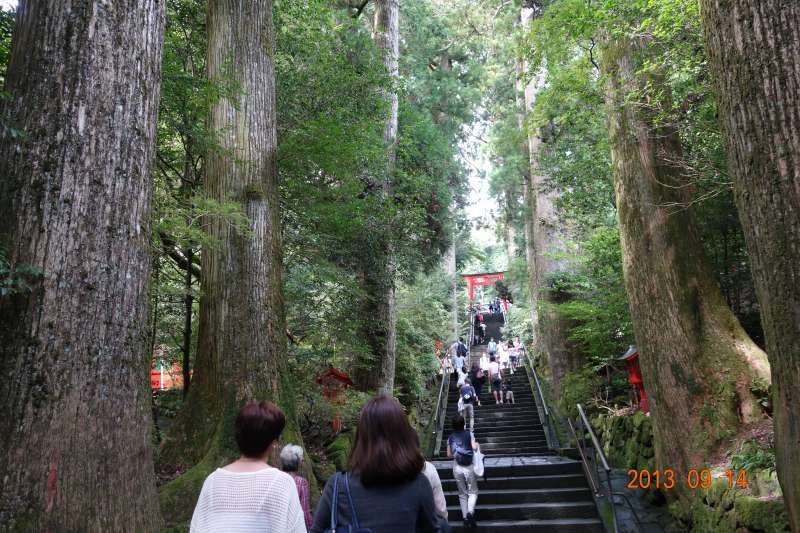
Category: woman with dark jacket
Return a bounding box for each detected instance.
[311,396,441,533]
[469,362,485,405]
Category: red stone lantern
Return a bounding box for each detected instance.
[316,367,354,433]
[619,345,649,413]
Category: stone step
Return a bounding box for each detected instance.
[446,501,598,521]
[472,433,546,444]
[441,438,549,451]
[440,473,589,491]
[444,487,593,505]
[472,427,546,438]
[448,518,604,532]
[482,449,552,457]
[469,409,540,418]
[465,418,542,428]
[447,396,535,404]
[436,460,583,479]
[480,439,547,446]
[449,385,532,393]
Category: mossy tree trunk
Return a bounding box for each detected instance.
[602,35,771,478]
[158,0,306,525]
[698,1,800,527]
[445,241,459,340]
[353,0,399,396]
[515,48,538,337]
[503,190,518,262]
[0,1,165,530]
[521,4,579,391]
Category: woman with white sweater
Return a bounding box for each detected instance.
[190,401,306,533]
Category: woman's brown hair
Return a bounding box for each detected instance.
[234,401,286,458]
[348,395,424,486]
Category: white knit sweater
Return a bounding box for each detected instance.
[190,467,307,532]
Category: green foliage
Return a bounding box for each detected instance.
[0,7,13,85]
[501,304,534,348]
[0,245,43,296]
[552,227,633,369]
[559,367,602,419]
[731,439,776,474]
[278,0,481,407]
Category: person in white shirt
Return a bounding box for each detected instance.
[422,462,449,523]
[487,338,497,357]
[190,401,306,533]
[456,365,468,387]
[499,342,510,370]
[488,355,503,404]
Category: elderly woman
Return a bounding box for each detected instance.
[281,444,313,529]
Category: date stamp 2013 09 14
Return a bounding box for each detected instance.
[626,468,750,490]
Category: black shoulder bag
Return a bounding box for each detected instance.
[324,472,373,533]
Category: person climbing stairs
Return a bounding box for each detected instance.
[433,312,603,532]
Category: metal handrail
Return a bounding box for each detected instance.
[428,307,472,458]
[427,369,450,457]
[570,403,621,533]
[577,404,611,471]
[524,349,559,450]
[468,308,475,348]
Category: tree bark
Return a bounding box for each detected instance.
[182,247,193,398]
[503,189,518,262]
[0,1,164,530]
[521,6,578,390]
[515,49,538,337]
[158,0,304,524]
[373,0,399,397]
[445,241,459,341]
[602,35,771,478]
[353,0,399,396]
[698,1,800,526]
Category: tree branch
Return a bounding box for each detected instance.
[158,231,201,280]
[352,0,370,18]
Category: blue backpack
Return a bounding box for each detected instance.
[453,433,474,466]
[460,384,475,404]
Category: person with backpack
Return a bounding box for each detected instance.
[487,338,497,358]
[488,355,503,404]
[469,362,485,406]
[447,415,480,529]
[458,378,477,431]
[457,337,469,358]
[453,337,468,374]
[310,396,440,533]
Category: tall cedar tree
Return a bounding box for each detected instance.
[521,3,579,390]
[0,1,164,530]
[159,0,301,523]
[601,35,771,478]
[353,0,400,395]
[699,1,800,527]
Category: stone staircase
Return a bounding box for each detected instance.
[433,313,603,531]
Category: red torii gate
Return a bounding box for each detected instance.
[462,271,506,302]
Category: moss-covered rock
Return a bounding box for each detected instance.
[735,496,789,532]
[669,478,790,532]
[592,411,655,473]
[326,432,353,472]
